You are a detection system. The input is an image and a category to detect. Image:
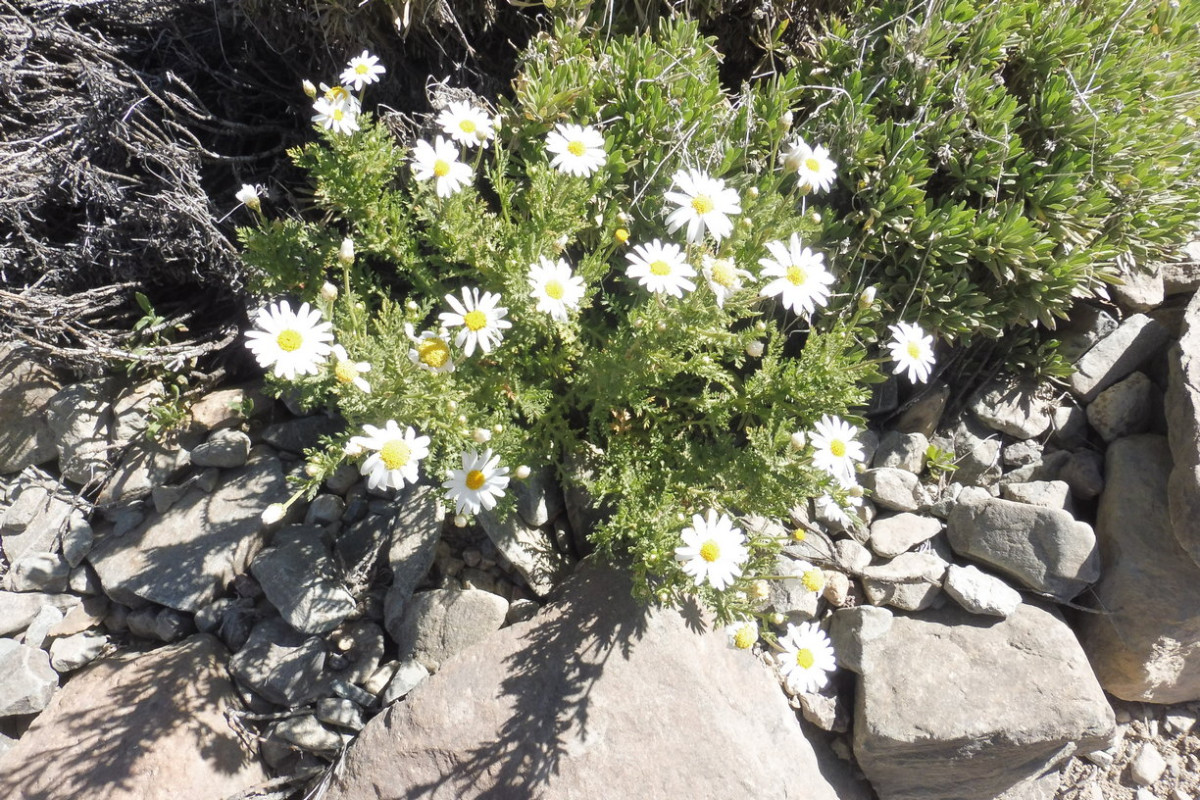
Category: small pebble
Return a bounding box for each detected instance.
[1083,749,1114,769]
[1136,790,1158,800]
[1130,742,1167,786]
[1165,710,1197,735]
[1170,789,1191,800]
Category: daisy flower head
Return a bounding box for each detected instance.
[810,414,865,486]
[438,287,512,356]
[887,321,936,384]
[437,101,495,149]
[781,137,838,194]
[341,50,385,91]
[625,239,697,298]
[527,257,585,323]
[790,560,827,595]
[815,491,863,530]
[330,344,371,393]
[244,300,335,381]
[235,184,262,212]
[411,137,473,198]
[545,123,607,178]
[674,509,749,592]
[318,83,361,112]
[443,448,510,516]
[312,96,360,136]
[664,169,741,244]
[350,421,430,492]
[725,619,760,651]
[701,255,753,309]
[758,233,835,319]
[405,324,455,374]
[776,621,838,695]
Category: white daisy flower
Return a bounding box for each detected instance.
[527,257,585,322]
[781,137,838,194]
[411,137,473,198]
[758,233,835,319]
[815,491,863,529]
[674,509,749,592]
[664,169,741,244]
[725,619,759,651]
[700,255,753,308]
[625,239,697,298]
[545,123,607,177]
[330,344,371,393]
[235,184,262,212]
[312,96,360,136]
[405,324,456,374]
[790,560,827,595]
[244,300,335,381]
[341,50,386,91]
[810,414,865,486]
[318,83,361,113]
[438,287,512,356]
[349,421,430,492]
[437,101,495,149]
[776,621,838,695]
[886,321,936,384]
[442,448,510,516]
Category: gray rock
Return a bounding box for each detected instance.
[873,431,928,473]
[852,602,1114,800]
[189,428,252,469]
[868,513,942,559]
[512,465,565,528]
[260,415,345,455]
[860,551,946,611]
[895,384,950,438]
[833,538,872,574]
[0,639,58,716]
[1113,264,1165,314]
[1059,304,1119,363]
[275,714,343,753]
[971,377,1056,440]
[1000,480,1073,511]
[318,698,365,731]
[861,468,925,513]
[0,592,79,637]
[765,555,823,622]
[1167,291,1200,566]
[378,485,444,627]
[109,380,163,448]
[1069,314,1170,401]
[88,450,289,612]
[48,631,108,673]
[305,493,345,525]
[1087,371,1155,442]
[1002,440,1043,468]
[189,386,267,432]
[1130,743,1167,786]
[229,618,327,707]
[0,346,61,474]
[60,510,93,568]
[96,443,190,508]
[1050,405,1090,448]
[560,444,610,556]
[46,381,112,486]
[943,564,1022,617]
[21,604,65,649]
[251,526,355,635]
[381,659,430,704]
[1078,435,1200,703]
[827,605,894,675]
[505,598,540,625]
[1060,449,1105,500]
[947,496,1099,601]
[2,483,73,563]
[1164,256,1200,296]
[478,507,572,598]
[388,589,508,672]
[324,563,866,800]
[1000,450,1072,486]
[328,621,386,686]
[1165,710,1197,734]
[4,551,70,593]
[937,418,1003,486]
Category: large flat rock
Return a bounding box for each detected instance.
[0,635,266,800]
[88,450,288,611]
[1079,434,1200,703]
[1167,290,1200,566]
[0,346,60,474]
[326,562,868,800]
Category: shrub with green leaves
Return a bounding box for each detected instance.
[790,0,1200,347]
[235,19,952,624]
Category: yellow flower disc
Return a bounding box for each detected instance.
[786,265,808,286]
[418,338,450,369]
[465,469,486,490]
[830,439,846,458]
[334,360,358,384]
[463,310,487,331]
[276,329,303,352]
[567,140,586,157]
[649,260,671,276]
[804,157,821,173]
[801,569,826,593]
[544,280,565,300]
[699,539,721,563]
[795,648,815,669]
[733,625,756,649]
[906,341,922,359]
[690,195,714,215]
[379,440,411,471]
[460,120,477,134]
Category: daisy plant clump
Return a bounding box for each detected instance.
[236,21,933,635]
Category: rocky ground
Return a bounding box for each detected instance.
[1,257,1199,799]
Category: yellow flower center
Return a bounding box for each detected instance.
[433,159,451,178]
[334,360,358,384]
[710,260,737,288]
[795,648,815,669]
[699,539,721,563]
[544,280,565,300]
[379,440,411,471]
[276,329,302,352]
[417,338,450,368]
[649,260,672,277]
[804,157,821,173]
[830,439,847,458]
[733,625,756,649]
[786,265,808,286]
[356,63,369,75]
[463,309,488,331]
[791,528,807,542]
[332,108,345,122]
[567,140,586,157]
[326,86,349,102]
[691,195,715,215]
[459,120,477,134]
[465,469,486,490]
[614,228,630,244]
[906,341,922,359]
[802,569,826,593]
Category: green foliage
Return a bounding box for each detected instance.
[793,0,1200,342]
[240,19,882,621]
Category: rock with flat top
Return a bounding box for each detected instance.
[1069,314,1169,402]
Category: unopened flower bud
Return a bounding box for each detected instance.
[338,237,355,266]
[302,79,318,98]
[617,211,632,225]
[810,211,822,223]
[655,321,667,332]
[614,228,630,244]
[447,400,458,412]
[749,580,770,600]
[261,503,285,525]
[454,514,468,528]
[780,110,794,129]
[747,186,760,199]
[492,424,504,434]
[456,414,468,425]
[858,286,877,309]
[514,465,531,480]
[745,341,765,358]
[344,441,365,457]
[472,427,492,444]
[319,282,338,302]
[405,299,419,312]
[305,463,321,478]
[235,184,261,212]
[789,431,807,451]
[769,612,786,626]
[847,484,864,498]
